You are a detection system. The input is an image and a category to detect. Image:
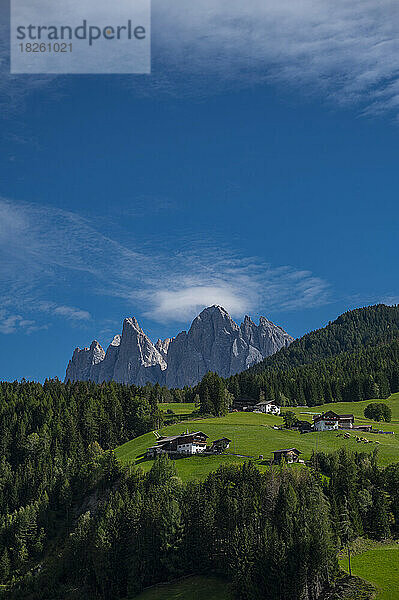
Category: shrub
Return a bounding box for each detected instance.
[364,402,392,422]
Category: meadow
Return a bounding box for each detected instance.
[159,402,196,416]
[129,576,234,600]
[115,393,399,481]
[340,544,399,600]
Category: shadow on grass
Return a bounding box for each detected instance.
[135,454,205,466]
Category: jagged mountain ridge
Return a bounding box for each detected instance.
[65,305,294,387]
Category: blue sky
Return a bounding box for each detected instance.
[1,0,399,381]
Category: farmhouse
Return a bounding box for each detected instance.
[211,437,231,453]
[273,448,302,464]
[146,431,208,458]
[313,411,339,431]
[254,400,281,415]
[313,411,355,431]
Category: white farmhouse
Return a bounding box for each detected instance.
[254,400,281,415]
[313,411,355,431]
[313,412,339,431]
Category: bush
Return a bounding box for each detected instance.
[281,410,298,428]
[364,402,392,422]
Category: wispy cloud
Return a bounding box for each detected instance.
[0,197,330,330]
[348,293,399,309]
[1,1,399,117]
[137,255,330,323]
[151,0,399,116]
[37,302,92,322]
[0,309,45,335]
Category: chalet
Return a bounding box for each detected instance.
[313,411,354,431]
[273,448,302,464]
[313,411,339,431]
[211,437,231,453]
[146,431,208,458]
[295,420,313,434]
[254,400,281,415]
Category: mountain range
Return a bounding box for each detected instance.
[65,305,293,387]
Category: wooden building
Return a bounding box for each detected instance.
[272,448,302,464]
[295,420,313,433]
[210,437,231,453]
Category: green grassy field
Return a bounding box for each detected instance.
[159,402,196,415]
[115,393,399,481]
[291,392,399,423]
[340,545,399,600]
[129,576,234,600]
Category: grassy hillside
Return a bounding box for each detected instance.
[159,402,196,415]
[340,545,399,600]
[290,391,399,422]
[129,576,234,600]
[115,393,399,480]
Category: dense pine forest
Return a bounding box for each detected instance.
[249,304,399,374]
[3,445,399,600]
[0,379,163,590]
[229,338,399,407]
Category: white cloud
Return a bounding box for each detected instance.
[145,285,248,323]
[135,251,330,323]
[0,198,331,331]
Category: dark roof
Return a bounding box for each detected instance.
[314,411,339,423]
[256,400,276,406]
[157,431,209,444]
[273,448,302,455]
[339,414,354,419]
[147,442,170,450]
[212,437,232,443]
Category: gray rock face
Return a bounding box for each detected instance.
[155,338,171,360]
[112,318,167,386]
[98,335,121,382]
[165,306,293,387]
[65,340,105,383]
[65,305,293,387]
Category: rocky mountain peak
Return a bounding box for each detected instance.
[65,306,293,387]
[110,335,121,347]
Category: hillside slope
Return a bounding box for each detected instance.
[115,392,399,480]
